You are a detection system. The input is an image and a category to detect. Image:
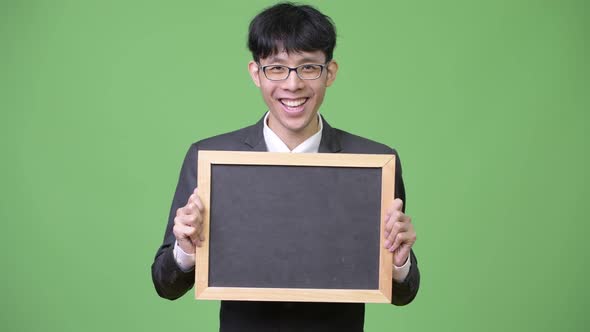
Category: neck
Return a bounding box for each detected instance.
[268,115,320,150]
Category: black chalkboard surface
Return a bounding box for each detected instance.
[195,151,395,303]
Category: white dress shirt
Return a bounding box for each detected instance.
[173,112,410,282]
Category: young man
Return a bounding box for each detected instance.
[152,3,420,331]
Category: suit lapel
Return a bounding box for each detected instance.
[243,115,268,151]
[318,116,342,153]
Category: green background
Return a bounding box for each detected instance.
[1,0,588,331]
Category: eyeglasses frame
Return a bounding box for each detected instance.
[258,62,330,81]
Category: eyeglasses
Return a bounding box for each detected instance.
[259,63,328,81]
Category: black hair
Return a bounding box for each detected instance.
[248,2,337,63]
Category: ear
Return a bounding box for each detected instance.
[248,61,261,87]
[325,60,339,87]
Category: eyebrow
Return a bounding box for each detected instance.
[265,55,324,64]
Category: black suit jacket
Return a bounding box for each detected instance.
[152,115,420,332]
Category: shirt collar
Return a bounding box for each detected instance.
[262,111,323,153]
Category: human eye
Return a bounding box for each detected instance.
[300,64,319,72]
[267,65,287,73]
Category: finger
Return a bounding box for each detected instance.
[192,195,205,213]
[185,206,204,223]
[175,213,199,228]
[385,209,408,241]
[188,193,197,204]
[385,220,408,249]
[384,214,397,245]
[173,222,198,242]
[174,213,193,227]
[384,198,404,221]
[393,198,403,211]
[385,211,412,239]
[391,224,416,252]
[180,204,192,216]
[384,210,403,233]
[389,231,408,252]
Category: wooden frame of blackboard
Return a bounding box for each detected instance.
[195,150,396,303]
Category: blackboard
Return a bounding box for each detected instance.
[195,151,395,303]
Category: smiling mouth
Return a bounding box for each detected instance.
[280,98,308,108]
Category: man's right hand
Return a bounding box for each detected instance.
[173,188,205,254]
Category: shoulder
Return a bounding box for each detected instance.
[189,122,258,151]
[332,127,398,156]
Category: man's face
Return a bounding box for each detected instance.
[248,50,338,141]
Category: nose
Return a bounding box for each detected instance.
[282,69,305,91]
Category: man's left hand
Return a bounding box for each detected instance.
[384,198,416,267]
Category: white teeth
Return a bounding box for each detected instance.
[281,98,307,107]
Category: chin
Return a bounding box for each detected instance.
[268,102,319,135]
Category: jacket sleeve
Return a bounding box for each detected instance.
[391,149,420,305]
[151,144,199,300]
